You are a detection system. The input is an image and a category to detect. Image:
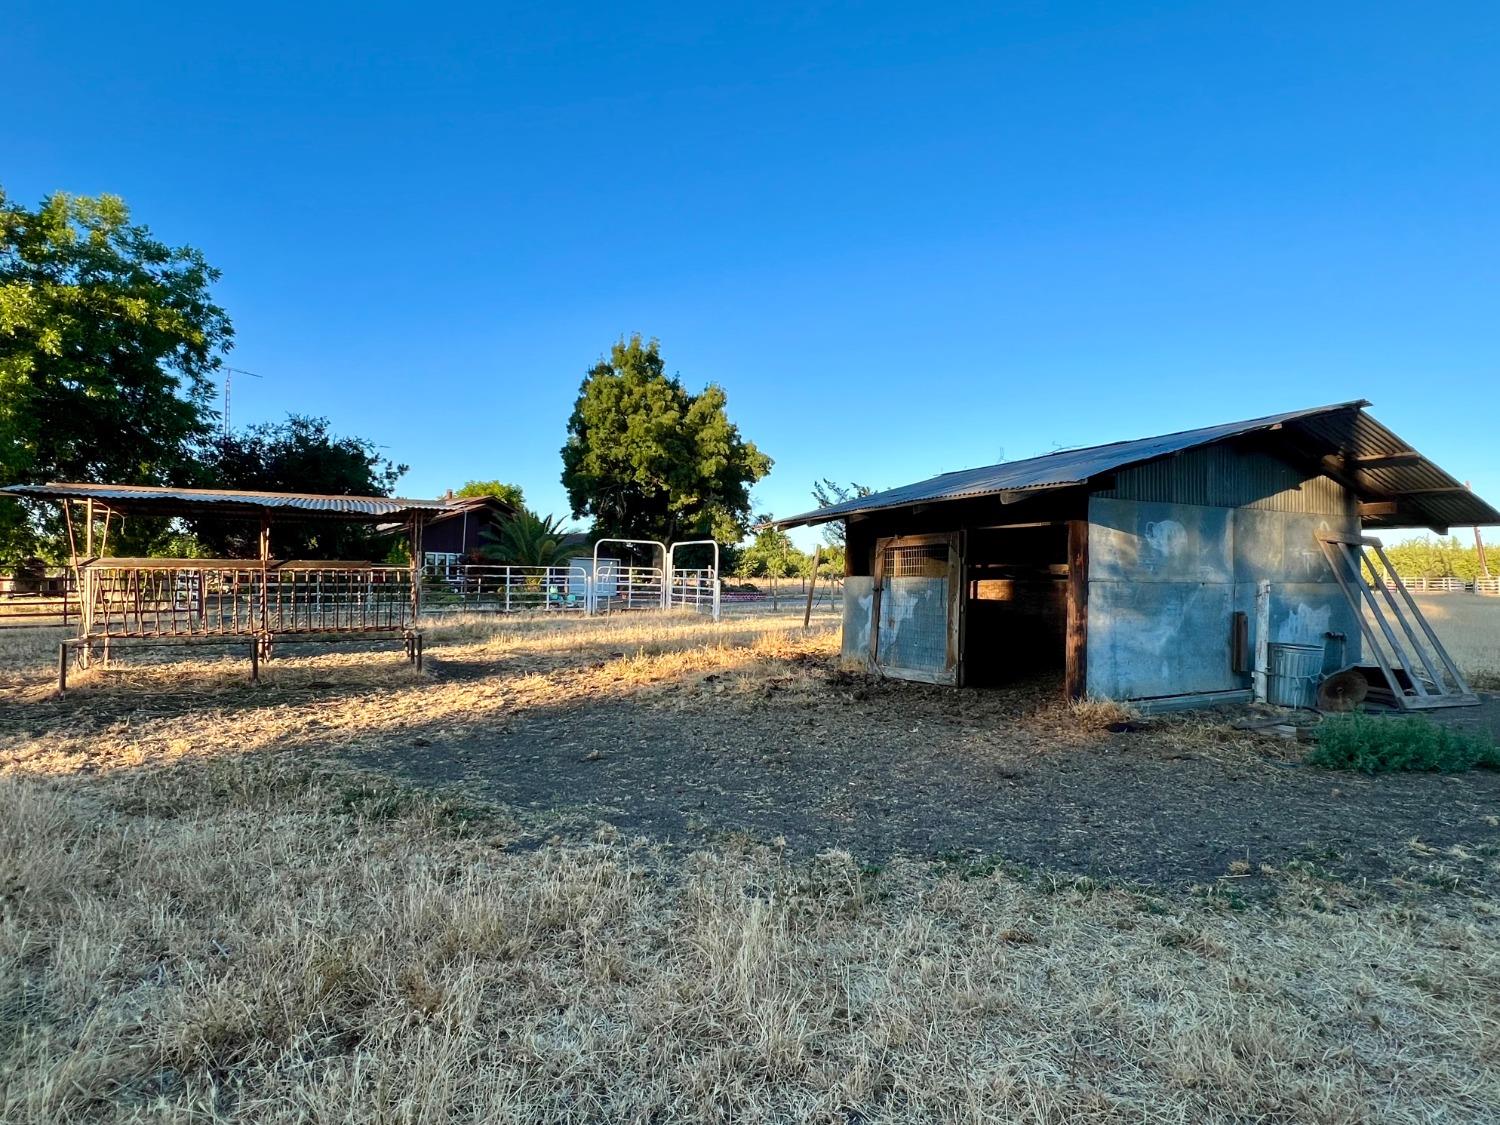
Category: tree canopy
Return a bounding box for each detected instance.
[810,478,873,548]
[454,480,524,508]
[192,414,407,559]
[0,188,232,560]
[561,336,770,544]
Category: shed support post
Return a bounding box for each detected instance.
[1065,520,1089,702]
[259,515,272,644]
[409,516,424,625]
[1253,580,1271,703]
[803,545,820,629]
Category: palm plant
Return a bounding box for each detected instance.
[481,509,576,568]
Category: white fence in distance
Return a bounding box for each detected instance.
[1396,575,1499,595]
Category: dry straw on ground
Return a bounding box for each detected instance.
[4,754,1498,1124]
[2,607,1499,1123]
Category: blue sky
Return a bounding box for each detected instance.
[7,2,1498,547]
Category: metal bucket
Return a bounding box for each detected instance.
[1267,642,1324,709]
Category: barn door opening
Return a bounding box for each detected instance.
[870,533,963,685]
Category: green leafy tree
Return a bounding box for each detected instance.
[454,480,524,508]
[734,515,810,579]
[0,189,231,561]
[1381,536,1496,582]
[481,508,577,568]
[810,478,873,548]
[561,336,771,545]
[192,414,407,558]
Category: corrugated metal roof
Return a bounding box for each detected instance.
[0,482,453,520]
[773,401,1500,531]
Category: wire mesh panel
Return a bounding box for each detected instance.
[873,537,959,684]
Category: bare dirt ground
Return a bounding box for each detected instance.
[4,610,1497,890]
[5,612,1500,1122]
[364,654,1500,891]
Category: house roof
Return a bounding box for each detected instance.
[772,401,1499,532]
[0,482,453,522]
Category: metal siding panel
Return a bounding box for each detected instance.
[841,577,874,668]
[1088,498,1234,584]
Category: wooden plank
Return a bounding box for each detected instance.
[802,545,820,629]
[1370,540,1473,697]
[1318,536,1409,709]
[1064,520,1088,701]
[1357,501,1401,518]
[1253,580,1271,702]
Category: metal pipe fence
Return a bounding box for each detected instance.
[421,563,591,613]
[73,562,415,639]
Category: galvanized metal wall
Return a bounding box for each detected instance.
[1095,447,1356,516]
[1086,493,1361,704]
[841,577,875,667]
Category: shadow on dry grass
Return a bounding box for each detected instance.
[3,611,1500,1121]
[3,748,1498,1123]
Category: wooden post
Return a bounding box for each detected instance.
[803,545,820,629]
[58,642,68,694]
[258,514,271,645]
[250,638,259,682]
[1064,520,1088,701]
[1253,579,1271,702]
[409,516,424,625]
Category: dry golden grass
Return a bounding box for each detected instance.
[2,609,1499,1122]
[3,753,1498,1124]
[1412,594,1500,689]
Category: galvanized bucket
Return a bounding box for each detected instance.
[1267,642,1324,709]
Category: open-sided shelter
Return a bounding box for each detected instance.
[774,401,1499,710]
[0,482,453,681]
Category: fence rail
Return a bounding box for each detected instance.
[1393,575,1499,595]
[422,564,591,614]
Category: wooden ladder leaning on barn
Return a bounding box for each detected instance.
[1316,531,1479,710]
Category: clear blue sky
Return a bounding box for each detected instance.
[8,2,1498,547]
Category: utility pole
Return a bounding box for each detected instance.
[221,367,263,439]
[1467,482,1490,577]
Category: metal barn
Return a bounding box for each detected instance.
[774,401,1499,711]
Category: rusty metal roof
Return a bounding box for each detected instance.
[773,401,1499,531]
[0,482,453,521]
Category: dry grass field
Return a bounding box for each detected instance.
[2,608,1499,1123]
[1412,593,1500,689]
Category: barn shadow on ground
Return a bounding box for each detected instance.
[4,627,1499,890]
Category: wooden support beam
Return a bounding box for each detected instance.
[1358,501,1402,518]
[1324,451,1422,473]
[1064,520,1088,702]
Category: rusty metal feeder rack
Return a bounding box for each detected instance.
[0,483,453,692]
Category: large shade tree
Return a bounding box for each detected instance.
[0,189,231,560]
[192,414,407,559]
[560,336,770,545]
